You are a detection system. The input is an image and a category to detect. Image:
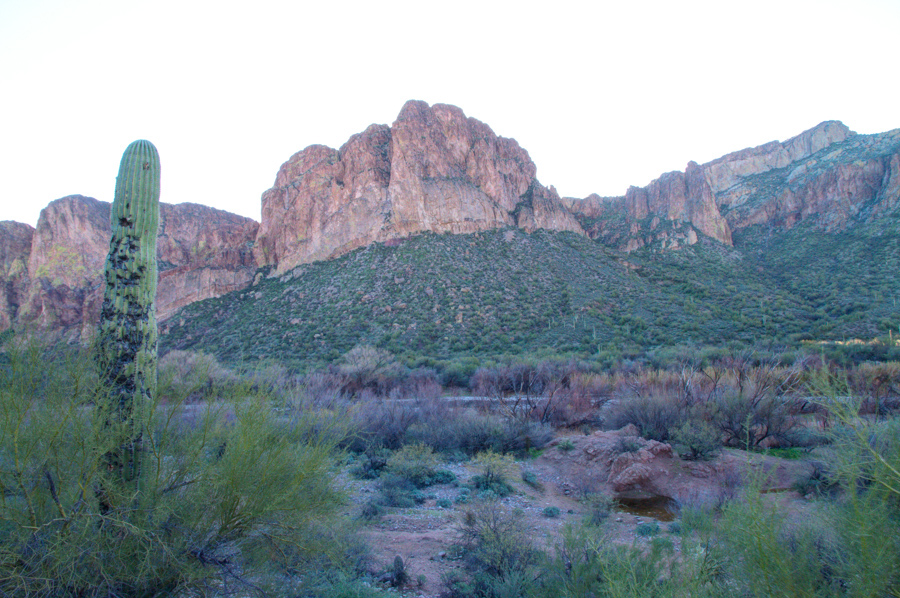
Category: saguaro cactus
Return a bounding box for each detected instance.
[96,139,160,510]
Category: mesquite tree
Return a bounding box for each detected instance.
[95,139,160,511]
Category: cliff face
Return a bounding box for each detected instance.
[3,103,898,338]
[715,127,900,231]
[156,203,259,320]
[255,100,583,274]
[0,221,34,331]
[3,195,258,335]
[565,120,899,249]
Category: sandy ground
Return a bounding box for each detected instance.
[338,430,817,598]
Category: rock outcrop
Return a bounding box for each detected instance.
[2,103,898,337]
[716,127,900,232]
[703,120,853,196]
[565,120,900,250]
[156,203,259,320]
[0,221,34,331]
[540,426,815,508]
[255,100,584,274]
[3,195,258,335]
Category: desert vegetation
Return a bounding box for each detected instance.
[161,224,900,371]
[2,139,898,595]
[2,339,898,597]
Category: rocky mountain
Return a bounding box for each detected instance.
[1,196,257,336]
[562,120,900,250]
[254,100,583,275]
[1,101,898,341]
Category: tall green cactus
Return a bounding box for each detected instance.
[96,139,160,511]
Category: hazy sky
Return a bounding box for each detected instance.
[1,0,898,227]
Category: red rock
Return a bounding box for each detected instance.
[255,100,584,275]
[3,196,258,335]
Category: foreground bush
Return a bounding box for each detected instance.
[0,343,348,597]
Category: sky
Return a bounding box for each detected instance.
[1,0,898,227]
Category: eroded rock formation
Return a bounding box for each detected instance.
[565,120,900,250]
[0,221,34,331]
[255,100,584,274]
[2,102,897,336]
[3,195,258,335]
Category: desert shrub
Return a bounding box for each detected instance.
[407,410,552,457]
[384,443,440,487]
[607,392,688,441]
[349,447,392,480]
[847,360,900,406]
[779,426,831,450]
[377,474,425,508]
[617,436,643,453]
[708,390,798,448]
[557,438,576,452]
[584,494,617,526]
[404,405,487,455]
[392,367,443,401]
[158,349,239,401]
[448,501,542,596]
[814,378,900,505]
[714,482,900,597]
[338,344,404,397]
[791,462,839,497]
[636,521,660,536]
[542,506,561,518]
[358,499,383,520]
[345,396,418,451]
[295,369,351,409]
[469,451,516,498]
[707,368,900,596]
[0,342,347,597]
[532,523,720,598]
[381,443,456,488]
[431,469,458,484]
[437,498,453,509]
[670,419,721,460]
[273,517,376,594]
[285,571,387,598]
[521,468,543,491]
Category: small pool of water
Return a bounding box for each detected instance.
[614,491,678,522]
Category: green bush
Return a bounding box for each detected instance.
[542,506,561,518]
[557,438,576,452]
[0,342,347,597]
[636,521,661,536]
[469,451,516,498]
[451,501,542,594]
[377,474,425,508]
[455,488,471,504]
[521,469,543,491]
[670,419,721,460]
[532,523,720,598]
[384,443,440,487]
[584,494,617,526]
[349,447,391,479]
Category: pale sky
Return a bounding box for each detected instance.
[1,0,898,227]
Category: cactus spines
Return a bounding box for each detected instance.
[96,140,160,509]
